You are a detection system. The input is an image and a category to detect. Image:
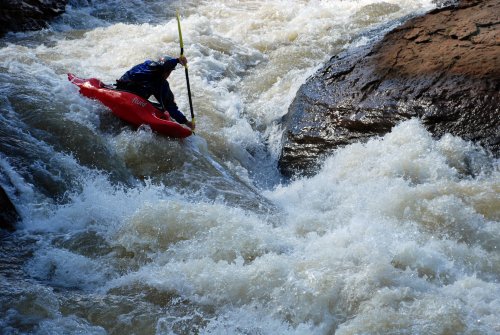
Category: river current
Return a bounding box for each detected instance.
[1,0,499,334]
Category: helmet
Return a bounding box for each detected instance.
[159,56,178,71]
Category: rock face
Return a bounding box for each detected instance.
[0,185,20,231]
[0,0,68,36]
[279,0,500,177]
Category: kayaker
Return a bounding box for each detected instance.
[116,55,194,130]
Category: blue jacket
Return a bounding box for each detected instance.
[118,59,188,124]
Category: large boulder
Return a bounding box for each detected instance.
[0,185,20,231]
[0,0,68,36]
[279,0,500,177]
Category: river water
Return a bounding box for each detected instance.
[1,0,499,334]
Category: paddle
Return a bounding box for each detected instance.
[176,11,195,131]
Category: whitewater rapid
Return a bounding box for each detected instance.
[1,0,499,334]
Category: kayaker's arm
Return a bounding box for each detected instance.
[167,106,194,130]
[167,107,188,125]
[157,81,189,125]
[168,107,194,130]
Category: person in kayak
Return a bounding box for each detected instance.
[116,55,194,130]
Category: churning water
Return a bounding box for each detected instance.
[1,0,499,334]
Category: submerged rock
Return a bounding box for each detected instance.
[279,0,500,177]
[0,0,68,36]
[0,185,20,231]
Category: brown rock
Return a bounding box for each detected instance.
[0,0,68,36]
[279,0,500,177]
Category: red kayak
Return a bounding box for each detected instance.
[68,73,192,138]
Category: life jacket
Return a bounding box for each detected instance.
[118,60,163,93]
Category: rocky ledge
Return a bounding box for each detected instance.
[0,0,68,36]
[279,0,499,177]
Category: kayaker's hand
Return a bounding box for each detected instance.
[185,121,195,130]
[178,55,188,67]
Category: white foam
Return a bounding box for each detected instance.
[104,120,499,333]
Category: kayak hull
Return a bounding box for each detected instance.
[68,73,192,138]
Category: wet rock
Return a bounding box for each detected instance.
[0,185,20,231]
[0,0,68,36]
[279,0,500,177]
